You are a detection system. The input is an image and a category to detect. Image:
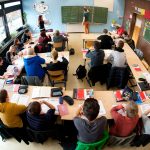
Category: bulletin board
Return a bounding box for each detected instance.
[143,20,150,43]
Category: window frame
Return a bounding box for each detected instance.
[0,0,24,46]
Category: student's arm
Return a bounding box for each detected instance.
[40,100,55,110]
[37,56,45,64]
[86,50,92,58]
[6,52,12,65]
[110,105,124,122]
[14,104,27,115]
[97,35,102,40]
[75,106,83,117]
[62,57,69,65]
[107,53,114,63]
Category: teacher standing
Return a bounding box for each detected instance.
[82,7,90,34]
[38,15,46,31]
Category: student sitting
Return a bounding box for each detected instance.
[0,89,26,128]
[21,29,32,44]
[0,57,7,79]
[53,30,68,51]
[46,49,69,75]
[97,29,114,49]
[73,98,107,143]
[23,48,46,80]
[6,45,18,65]
[107,40,127,68]
[13,38,24,53]
[38,30,52,52]
[26,101,56,131]
[116,25,125,37]
[110,101,139,137]
[122,31,135,50]
[86,41,105,68]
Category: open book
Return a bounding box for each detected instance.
[73,89,94,100]
[0,79,5,89]
[32,87,51,98]
[40,98,59,114]
[140,104,150,116]
[10,93,29,106]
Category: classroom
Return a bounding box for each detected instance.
[0,0,150,150]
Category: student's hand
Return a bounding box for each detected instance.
[82,22,84,26]
[144,109,150,116]
[39,100,44,104]
[117,104,124,110]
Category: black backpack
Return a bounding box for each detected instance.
[69,48,75,55]
[74,65,87,79]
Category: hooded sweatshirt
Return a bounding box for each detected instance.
[24,55,45,80]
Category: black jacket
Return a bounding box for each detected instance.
[97,34,114,49]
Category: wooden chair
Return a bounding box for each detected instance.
[85,40,95,49]
[53,42,63,51]
[47,70,67,89]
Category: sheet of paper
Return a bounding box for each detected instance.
[41,98,59,114]
[10,93,20,103]
[0,79,5,89]
[18,95,29,106]
[40,87,51,98]
[98,100,106,116]
[32,87,40,98]
[140,104,150,116]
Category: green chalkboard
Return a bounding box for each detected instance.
[61,6,108,24]
[143,21,150,43]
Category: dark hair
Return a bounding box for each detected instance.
[83,7,88,12]
[40,30,46,37]
[83,98,100,121]
[0,57,2,62]
[94,41,101,51]
[123,31,128,35]
[25,29,29,34]
[117,40,124,48]
[0,89,8,103]
[103,29,108,34]
[28,101,41,115]
[38,15,43,23]
[126,101,138,118]
[14,38,19,46]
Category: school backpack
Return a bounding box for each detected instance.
[74,65,87,79]
[69,48,75,55]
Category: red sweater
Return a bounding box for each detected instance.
[110,105,139,137]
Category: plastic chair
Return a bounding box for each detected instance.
[76,131,109,150]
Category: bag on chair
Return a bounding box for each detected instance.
[69,48,75,55]
[74,65,87,79]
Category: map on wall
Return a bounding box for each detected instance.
[94,0,114,11]
[34,1,49,14]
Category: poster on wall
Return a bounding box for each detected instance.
[94,0,114,11]
[143,20,150,43]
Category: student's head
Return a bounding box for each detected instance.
[40,30,46,37]
[83,7,88,12]
[38,15,43,22]
[28,101,41,115]
[0,57,3,66]
[25,29,30,36]
[0,89,8,103]
[103,29,108,34]
[126,101,138,118]
[83,98,100,121]
[94,41,101,51]
[27,48,34,55]
[14,38,20,46]
[116,40,124,48]
[51,49,58,60]
[9,45,16,52]
[54,30,60,36]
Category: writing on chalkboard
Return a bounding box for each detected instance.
[61,6,108,24]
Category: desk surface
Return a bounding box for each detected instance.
[4,84,150,120]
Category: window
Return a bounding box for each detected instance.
[0,17,6,43]
[6,10,23,35]
[4,1,21,8]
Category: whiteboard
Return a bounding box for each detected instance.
[94,0,114,12]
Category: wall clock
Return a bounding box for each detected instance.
[34,1,48,14]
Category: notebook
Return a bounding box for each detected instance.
[32,87,51,98]
[73,89,94,100]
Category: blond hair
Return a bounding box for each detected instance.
[126,101,138,118]
[51,49,58,60]
[27,48,34,55]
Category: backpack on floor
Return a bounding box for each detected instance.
[74,65,87,79]
[69,48,75,55]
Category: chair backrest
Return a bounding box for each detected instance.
[76,131,109,150]
[107,66,129,89]
[47,70,64,81]
[21,76,42,86]
[53,42,63,48]
[85,40,94,49]
[26,127,49,144]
